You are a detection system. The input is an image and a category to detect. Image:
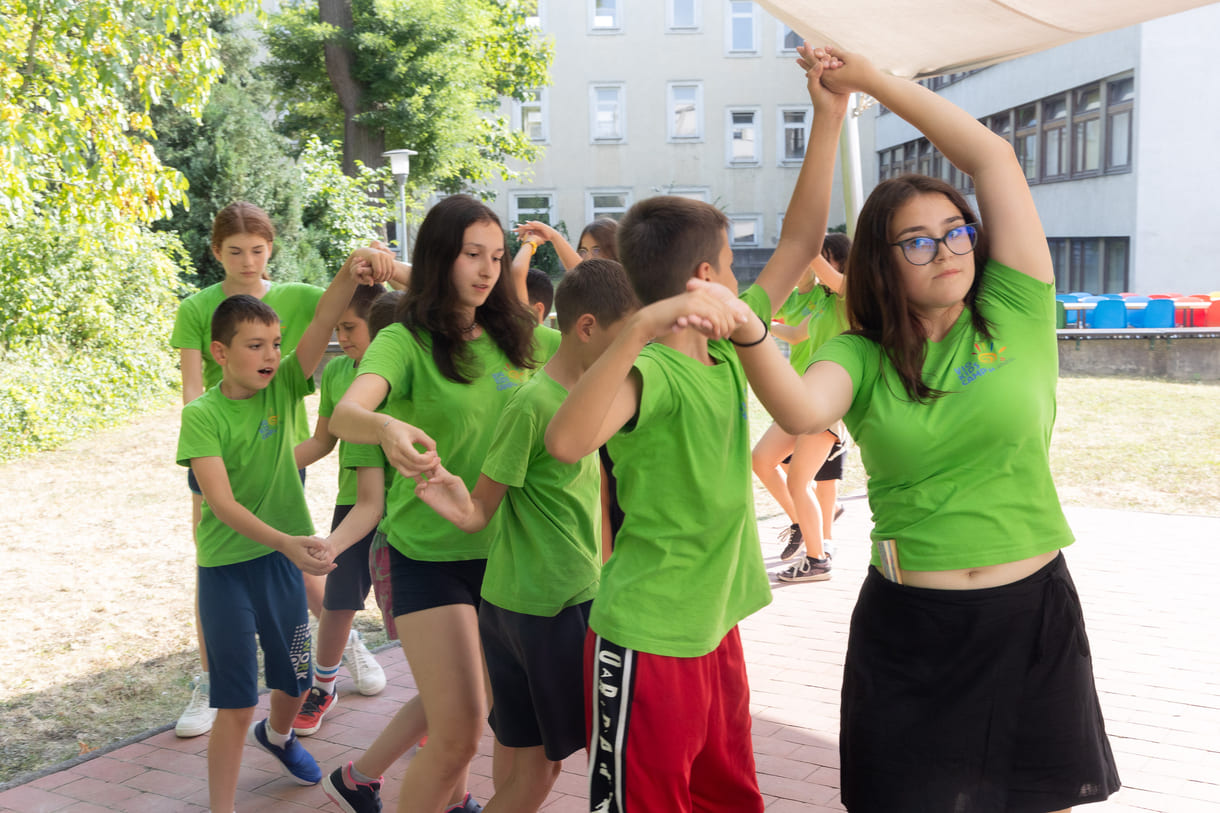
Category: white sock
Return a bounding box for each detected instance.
[265,720,291,746]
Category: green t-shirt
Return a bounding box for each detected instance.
[811,259,1073,571]
[176,353,317,567]
[595,284,773,658]
[171,281,324,442]
[319,355,360,505]
[357,322,561,561]
[778,286,848,375]
[480,370,601,616]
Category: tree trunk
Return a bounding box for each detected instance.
[318,0,385,175]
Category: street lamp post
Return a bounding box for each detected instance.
[381,148,417,263]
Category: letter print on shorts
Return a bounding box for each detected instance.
[588,636,635,813]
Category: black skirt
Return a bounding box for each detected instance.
[840,552,1120,813]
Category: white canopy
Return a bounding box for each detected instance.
[756,0,1218,77]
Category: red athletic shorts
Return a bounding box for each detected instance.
[584,626,764,812]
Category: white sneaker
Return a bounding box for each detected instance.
[175,674,217,737]
[343,630,386,696]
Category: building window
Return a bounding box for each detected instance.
[667,82,703,141]
[778,23,802,52]
[1106,76,1134,172]
[510,192,555,226]
[1048,236,1129,293]
[523,0,542,28]
[778,106,811,164]
[590,84,625,142]
[917,139,934,176]
[665,186,710,201]
[726,1,757,54]
[1071,84,1101,176]
[1014,103,1038,182]
[516,88,548,143]
[668,0,699,30]
[590,0,619,31]
[587,189,632,222]
[1042,94,1068,181]
[729,215,762,246]
[726,107,760,164]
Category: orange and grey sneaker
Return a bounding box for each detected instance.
[292,686,337,736]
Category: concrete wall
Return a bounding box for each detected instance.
[1057,331,1220,380]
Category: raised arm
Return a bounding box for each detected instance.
[510,239,535,307]
[515,221,581,271]
[295,258,364,378]
[331,373,439,478]
[818,46,1052,283]
[752,45,849,315]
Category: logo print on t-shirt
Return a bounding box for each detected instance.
[493,367,529,391]
[258,415,279,439]
[954,341,1011,386]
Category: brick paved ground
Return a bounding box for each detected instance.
[3,502,1218,812]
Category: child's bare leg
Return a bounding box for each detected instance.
[483,745,562,813]
[394,605,485,813]
[268,688,308,737]
[354,694,427,775]
[788,432,836,559]
[814,477,839,542]
[304,574,325,619]
[751,422,798,523]
[208,706,255,813]
[192,493,209,673]
[316,608,357,671]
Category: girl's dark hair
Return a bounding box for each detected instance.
[367,290,405,339]
[396,195,538,383]
[579,218,620,261]
[845,174,991,403]
[347,282,386,322]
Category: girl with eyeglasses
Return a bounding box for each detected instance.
[727,46,1119,813]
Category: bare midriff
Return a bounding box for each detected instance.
[899,549,1060,590]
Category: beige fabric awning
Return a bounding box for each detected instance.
[755,0,1218,77]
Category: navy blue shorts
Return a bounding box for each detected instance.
[481,600,592,760]
[198,553,312,708]
[188,466,306,496]
[387,545,485,617]
[323,503,376,611]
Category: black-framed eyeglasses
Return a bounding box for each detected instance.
[890,223,978,266]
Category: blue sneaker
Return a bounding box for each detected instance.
[445,792,483,813]
[247,719,322,785]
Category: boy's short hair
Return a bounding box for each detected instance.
[554,259,640,333]
[616,196,729,305]
[367,290,405,339]
[822,232,852,269]
[212,294,279,345]
[526,268,555,317]
[347,282,386,322]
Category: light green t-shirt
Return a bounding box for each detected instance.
[480,370,601,617]
[595,285,773,658]
[176,354,316,567]
[319,355,360,505]
[811,259,1073,571]
[171,281,324,443]
[777,286,848,375]
[357,322,562,561]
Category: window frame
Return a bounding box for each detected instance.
[726,106,762,165]
[1070,83,1102,178]
[1105,75,1134,173]
[777,23,803,54]
[777,105,812,166]
[728,214,763,247]
[725,0,759,55]
[667,81,704,142]
[509,191,556,227]
[514,87,549,144]
[586,188,633,223]
[667,0,701,32]
[589,0,621,33]
[589,82,627,143]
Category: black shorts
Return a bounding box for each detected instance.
[814,441,845,482]
[840,553,1120,813]
[323,504,376,611]
[387,545,486,617]
[188,467,306,496]
[481,600,591,761]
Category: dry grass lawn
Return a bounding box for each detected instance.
[0,375,1217,784]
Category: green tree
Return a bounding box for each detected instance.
[263,0,551,190]
[0,0,258,226]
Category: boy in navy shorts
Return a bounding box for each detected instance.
[543,51,847,811]
[414,259,638,811]
[176,256,379,813]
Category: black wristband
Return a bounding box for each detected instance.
[730,316,769,348]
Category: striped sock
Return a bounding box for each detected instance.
[314,661,340,692]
